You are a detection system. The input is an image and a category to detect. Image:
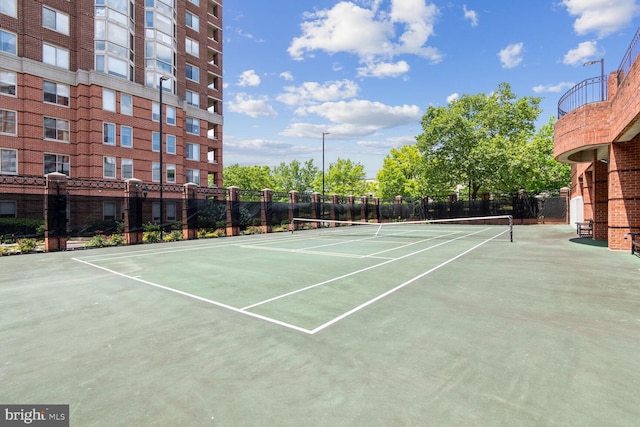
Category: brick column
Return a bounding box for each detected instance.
[560,187,570,224]
[609,139,640,249]
[226,186,240,236]
[311,192,321,227]
[360,196,368,222]
[261,188,273,233]
[124,178,145,245]
[346,195,355,222]
[330,195,339,226]
[593,151,609,240]
[183,183,198,240]
[288,190,299,230]
[372,197,380,223]
[44,172,68,252]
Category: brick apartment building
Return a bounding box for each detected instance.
[0,0,223,219]
[554,27,640,251]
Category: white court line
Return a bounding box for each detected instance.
[309,227,512,334]
[72,257,315,334]
[238,245,394,260]
[241,227,492,311]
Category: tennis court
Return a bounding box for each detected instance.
[1,222,639,426]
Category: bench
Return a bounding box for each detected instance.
[576,220,593,238]
[624,232,640,255]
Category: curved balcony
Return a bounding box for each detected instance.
[557,76,606,118]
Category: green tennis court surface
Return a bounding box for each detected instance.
[1,224,639,426]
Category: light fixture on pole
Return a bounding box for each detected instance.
[321,131,330,219]
[583,58,604,101]
[159,75,169,239]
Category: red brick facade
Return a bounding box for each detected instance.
[554,30,640,250]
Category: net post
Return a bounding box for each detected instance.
[508,215,513,242]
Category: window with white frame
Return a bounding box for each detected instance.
[152,102,160,121]
[185,12,199,31]
[166,134,176,154]
[103,88,116,111]
[103,201,116,221]
[121,126,132,148]
[0,201,17,218]
[186,143,200,161]
[44,153,70,176]
[43,7,69,35]
[43,81,69,106]
[121,93,132,115]
[166,105,176,125]
[0,70,16,96]
[185,90,199,108]
[186,117,200,135]
[0,109,17,135]
[186,64,199,82]
[188,0,199,6]
[185,38,199,57]
[166,164,176,183]
[152,132,160,152]
[43,43,70,69]
[0,0,17,18]
[121,158,133,180]
[43,117,69,142]
[0,30,16,55]
[103,156,116,178]
[152,162,160,182]
[186,168,199,185]
[103,122,116,145]
[1,148,18,174]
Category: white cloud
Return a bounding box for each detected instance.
[237,70,261,87]
[280,71,294,81]
[463,5,478,27]
[446,93,459,103]
[227,93,278,118]
[277,80,360,106]
[288,0,442,76]
[532,82,576,93]
[299,100,422,127]
[563,40,603,65]
[562,0,640,37]
[498,42,524,69]
[357,60,410,78]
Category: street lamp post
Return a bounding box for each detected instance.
[583,58,605,101]
[159,75,169,239]
[321,132,330,219]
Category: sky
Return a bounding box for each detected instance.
[222,0,640,178]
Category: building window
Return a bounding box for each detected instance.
[152,132,160,152]
[166,203,176,221]
[43,7,69,35]
[186,12,199,31]
[0,201,17,218]
[166,164,176,183]
[103,156,116,178]
[186,168,200,185]
[186,90,199,108]
[120,126,132,148]
[43,81,69,106]
[1,148,18,174]
[186,117,200,135]
[44,117,69,142]
[121,93,133,115]
[43,43,70,69]
[185,38,199,57]
[152,102,160,121]
[152,162,160,182]
[44,153,70,176]
[188,0,199,6]
[0,109,17,135]
[121,158,133,179]
[166,105,176,125]
[166,134,176,154]
[103,202,116,221]
[103,88,116,111]
[0,0,17,18]
[0,70,16,96]
[152,202,160,223]
[186,64,199,82]
[186,143,200,161]
[0,30,17,55]
[103,122,116,145]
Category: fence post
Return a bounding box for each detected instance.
[226,186,240,236]
[330,195,339,226]
[311,192,321,227]
[124,178,145,244]
[183,183,198,240]
[261,188,272,233]
[289,190,299,230]
[44,172,68,252]
[346,195,354,222]
[361,196,368,222]
[373,198,380,223]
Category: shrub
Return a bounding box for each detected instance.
[17,238,38,253]
[86,234,109,248]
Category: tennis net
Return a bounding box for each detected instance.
[290,215,513,242]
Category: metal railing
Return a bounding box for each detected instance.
[557,76,606,118]
[617,26,640,85]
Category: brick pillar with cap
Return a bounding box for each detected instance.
[44,172,68,252]
[183,183,198,240]
[226,186,240,236]
[124,178,145,244]
[261,188,273,233]
[288,190,299,231]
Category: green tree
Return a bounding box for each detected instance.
[314,158,367,196]
[223,164,274,190]
[416,82,542,198]
[272,159,319,194]
[375,144,425,198]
